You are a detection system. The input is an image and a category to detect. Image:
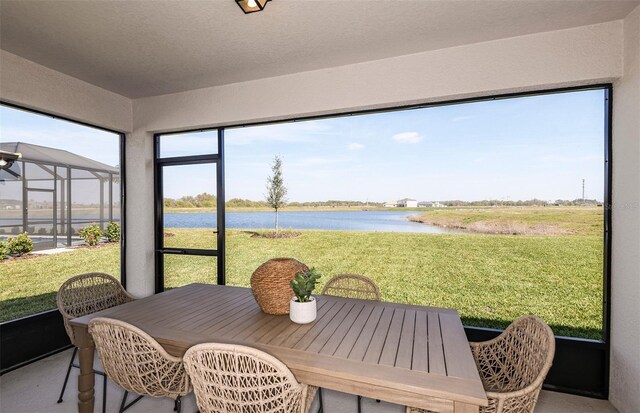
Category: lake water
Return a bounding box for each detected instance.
[164,210,462,234]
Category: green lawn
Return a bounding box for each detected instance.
[410,206,603,236]
[0,244,121,322]
[1,227,603,339]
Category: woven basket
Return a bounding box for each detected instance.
[251,258,309,315]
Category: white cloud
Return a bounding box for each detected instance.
[348,143,365,150]
[392,132,423,144]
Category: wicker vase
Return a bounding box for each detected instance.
[251,258,309,315]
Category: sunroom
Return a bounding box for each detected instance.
[0,1,638,413]
[0,141,121,250]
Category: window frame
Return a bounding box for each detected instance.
[155,84,612,397]
[0,100,127,373]
[0,100,127,288]
[153,129,226,292]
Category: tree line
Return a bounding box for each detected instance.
[163,193,217,208]
[166,195,601,208]
[441,199,601,206]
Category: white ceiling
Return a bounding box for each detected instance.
[1,0,638,98]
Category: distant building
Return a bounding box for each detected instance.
[418,201,446,208]
[383,200,398,208]
[397,198,418,208]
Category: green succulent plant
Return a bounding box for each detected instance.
[290,267,322,303]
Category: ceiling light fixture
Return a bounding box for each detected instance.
[236,0,270,14]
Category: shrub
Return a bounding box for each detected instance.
[7,232,33,256]
[0,241,8,260]
[79,223,103,246]
[105,222,120,242]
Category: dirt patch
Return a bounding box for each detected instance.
[249,231,302,239]
[73,242,117,250]
[408,215,572,236]
[1,253,40,262]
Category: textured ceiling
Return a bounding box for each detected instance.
[1,0,638,98]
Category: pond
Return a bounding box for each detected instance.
[164,210,464,234]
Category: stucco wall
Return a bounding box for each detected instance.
[0,50,132,132]
[124,129,156,296]
[127,21,624,299]
[610,5,640,413]
[133,21,622,133]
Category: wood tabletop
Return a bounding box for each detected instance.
[71,283,487,412]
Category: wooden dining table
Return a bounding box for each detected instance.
[70,283,487,413]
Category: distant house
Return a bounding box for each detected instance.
[383,200,398,208]
[418,201,446,208]
[397,198,418,208]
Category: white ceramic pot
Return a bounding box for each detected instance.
[289,296,317,324]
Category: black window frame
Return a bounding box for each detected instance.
[153,129,226,293]
[0,100,127,373]
[152,84,612,398]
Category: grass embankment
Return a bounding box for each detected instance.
[2,226,603,339]
[409,206,603,236]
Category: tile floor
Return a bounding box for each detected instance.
[0,349,619,413]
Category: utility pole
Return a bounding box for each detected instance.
[582,179,585,204]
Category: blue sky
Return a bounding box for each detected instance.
[1,89,605,202]
[224,89,605,202]
[0,106,120,167]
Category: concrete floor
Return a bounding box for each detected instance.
[0,348,619,413]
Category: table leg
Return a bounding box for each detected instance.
[73,325,95,413]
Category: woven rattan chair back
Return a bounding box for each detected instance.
[88,317,191,400]
[472,315,554,392]
[183,343,311,413]
[321,274,381,301]
[57,272,134,345]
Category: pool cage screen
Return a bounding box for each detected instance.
[0,142,120,250]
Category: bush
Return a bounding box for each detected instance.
[105,222,120,242]
[0,241,8,260]
[79,223,103,246]
[7,232,33,256]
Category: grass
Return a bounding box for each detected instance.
[410,206,603,236]
[0,244,120,322]
[227,230,603,339]
[1,224,604,339]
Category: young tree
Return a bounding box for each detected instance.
[265,155,287,232]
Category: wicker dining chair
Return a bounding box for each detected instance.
[407,315,555,413]
[56,272,136,412]
[322,273,381,412]
[88,317,192,413]
[183,343,318,413]
[321,274,381,301]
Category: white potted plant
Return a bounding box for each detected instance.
[289,268,322,324]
